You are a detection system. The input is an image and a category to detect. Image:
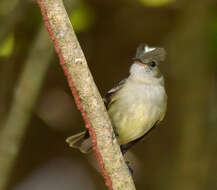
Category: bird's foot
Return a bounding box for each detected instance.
[113,127,119,137]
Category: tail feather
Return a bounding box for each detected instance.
[66,131,92,153]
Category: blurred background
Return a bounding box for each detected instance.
[0,0,217,189]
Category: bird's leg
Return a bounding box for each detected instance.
[120,135,145,154]
[120,124,158,154]
[113,126,119,137]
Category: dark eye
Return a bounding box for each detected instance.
[149,61,156,67]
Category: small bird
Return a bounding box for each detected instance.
[66,44,167,154]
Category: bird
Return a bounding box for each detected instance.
[66,44,167,154]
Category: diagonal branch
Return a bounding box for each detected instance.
[37,0,136,190]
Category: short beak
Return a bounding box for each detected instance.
[134,60,148,69]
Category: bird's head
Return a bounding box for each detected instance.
[130,44,166,79]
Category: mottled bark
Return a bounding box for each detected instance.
[37,0,136,190]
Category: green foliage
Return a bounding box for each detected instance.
[0,33,14,57]
[139,0,174,7]
[69,2,95,33]
[209,14,217,51]
[207,9,217,70]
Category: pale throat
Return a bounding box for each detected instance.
[129,63,163,85]
[130,63,148,75]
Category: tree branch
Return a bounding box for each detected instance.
[0,27,53,190]
[37,0,136,190]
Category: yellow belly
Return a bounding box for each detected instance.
[108,102,161,145]
[107,77,167,145]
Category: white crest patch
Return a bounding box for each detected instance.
[145,46,156,53]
